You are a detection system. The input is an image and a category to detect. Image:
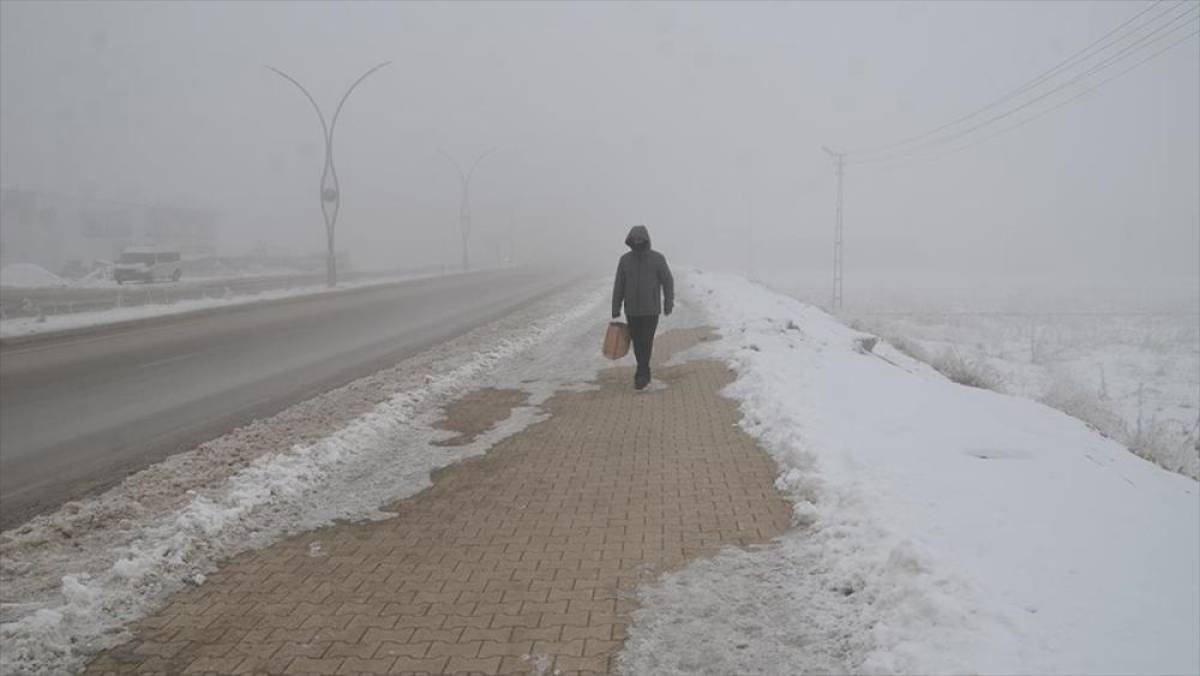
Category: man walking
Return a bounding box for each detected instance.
[612,225,674,390]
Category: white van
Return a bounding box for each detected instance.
[112,247,183,284]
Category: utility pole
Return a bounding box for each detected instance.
[746,192,756,281]
[440,148,497,272]
[822,146,846,310]
[266,62,390,287]
[506,211,516,267]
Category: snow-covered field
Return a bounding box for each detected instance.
[0,279,611,675]
[0,271,447,338]
[848,310,1200,480]
[618,271,1199,675]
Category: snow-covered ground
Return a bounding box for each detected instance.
[0,279,612,675]
[848,311,1200,480]
[0,263,68,288]
[0,271,448,338]
[618,271,1199,675]
[1,262,313,290]
[4,269,1196,675]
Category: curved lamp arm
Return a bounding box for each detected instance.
[265,66,331,142]
[466,147,498,184]
[438,148,467,186]
[329,61,392,147]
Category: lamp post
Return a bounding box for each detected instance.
[267,62,390,287]
[439,148,497,272]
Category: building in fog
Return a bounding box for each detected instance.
[0,188,219,275]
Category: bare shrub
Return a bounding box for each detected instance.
[885,333,930,363]
[929,348,1006,391]
[1127,418,1200,480]
[1041,374,1200,481]
[1040,375,1127,440]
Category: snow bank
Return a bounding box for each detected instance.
[0,263,66,288]
[0,281,608,676]
[850,311,1200,480]
[619,270,1199,675]
[0,271,443,338]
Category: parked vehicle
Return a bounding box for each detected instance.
[112,248,183,284]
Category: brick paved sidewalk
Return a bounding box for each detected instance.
[84,329,792,676]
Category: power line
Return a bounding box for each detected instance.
[819,1,1199,308]
[847,0,1179,158]
[852,4,1199,166]
[854,0,1190,160]
[858,27,1199,173]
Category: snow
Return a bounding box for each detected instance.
[0,279,611,676]
[0,263,67,288]
[850,311,1200,480]
[618,270,1200,675]
[4,268,1196,675]
[0,271,448,338]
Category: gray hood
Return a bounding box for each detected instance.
[624,225,651,249]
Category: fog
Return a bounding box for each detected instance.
[2,0,1197,305]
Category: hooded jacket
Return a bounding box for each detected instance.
[612,225,674,317]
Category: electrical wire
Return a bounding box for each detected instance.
[846,0,1178,157]
[851,5,1200,166]
[854,27,1200,173]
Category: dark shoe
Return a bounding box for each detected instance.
[634,375,648,390]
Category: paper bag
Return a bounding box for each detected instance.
[602,321,631,360]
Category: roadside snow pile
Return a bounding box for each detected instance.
[0,263,66,288]
[0,272,441,338]
[0,280,607,676]
[618,270,1199,676]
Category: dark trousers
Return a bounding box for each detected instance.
[627,314,660,383]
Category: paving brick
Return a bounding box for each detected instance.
[583,639,620,657]
[181,656,244,673]
[539,612,589,628]
[441,655,501,674]
[409,627,463,644]
[336,655,396,674]
[424,640,481,659]
[510,626,562,642]
[441,614,492,633]
[326,641,381,659]
[478,640,533,659]
[361,627,415,645]
[387,655,448,674]
[374,642,430,659]
[459,626,511,643]
[498,655,538,674]
[530,639,585,657]
[490,613,540,629]
[554,654,610,672]
[284,655,344,673]
[561,625,612,642]
[347,615,398,631]
[83,329,792,676]
[131,642,187,659]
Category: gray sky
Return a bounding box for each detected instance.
[2,1,1197,296]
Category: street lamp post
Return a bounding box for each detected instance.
[267,62,390,287]
[439,148,496,272]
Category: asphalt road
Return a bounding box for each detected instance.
[0,268,569,529]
